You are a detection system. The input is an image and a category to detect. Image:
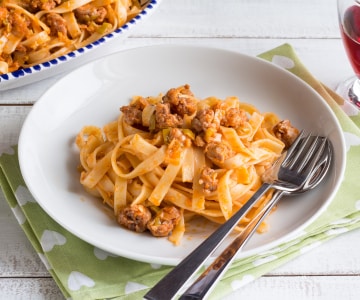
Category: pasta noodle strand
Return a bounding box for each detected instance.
[0,0,143,74]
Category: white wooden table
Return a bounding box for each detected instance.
[1,0,360,299]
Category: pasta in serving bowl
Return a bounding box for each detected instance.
[76,84,299,246]
[0,0,161,90]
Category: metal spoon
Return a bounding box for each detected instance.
[178,137,332,300]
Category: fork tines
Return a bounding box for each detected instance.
[284,131,328,173]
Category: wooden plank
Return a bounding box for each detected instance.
[0,106,31,147]
[269,229,360,275]
[0,106,50,277]
[132,0,340,39]
[1,276,360,300]
[0,191,50,277]
[0,278,63,300]
[0,38,352,104]
[225,275,360,299]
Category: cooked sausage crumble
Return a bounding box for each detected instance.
[117,204,181,237]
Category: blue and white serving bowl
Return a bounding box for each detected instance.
[0,0,161,91]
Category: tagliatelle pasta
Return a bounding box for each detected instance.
[75,85,299,245]
[0,0,145,74]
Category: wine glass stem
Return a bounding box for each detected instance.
[348,78,360,108]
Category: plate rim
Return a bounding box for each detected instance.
[18,44,347,265]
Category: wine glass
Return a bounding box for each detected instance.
[337,0,360,109]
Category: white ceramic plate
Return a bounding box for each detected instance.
[0,0,161,91]
[18,45,346,266]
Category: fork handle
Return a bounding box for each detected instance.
[178,190,284,300]
[143,183,272,300]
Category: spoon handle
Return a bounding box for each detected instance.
[179,190,284,300]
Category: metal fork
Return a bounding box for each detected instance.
[144,131,327,300]
[178,137,332,300]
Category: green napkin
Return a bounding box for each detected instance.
[1,43,360,300]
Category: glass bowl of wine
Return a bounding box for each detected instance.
[337,0,360,109]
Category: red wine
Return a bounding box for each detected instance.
[341,5,360,77]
